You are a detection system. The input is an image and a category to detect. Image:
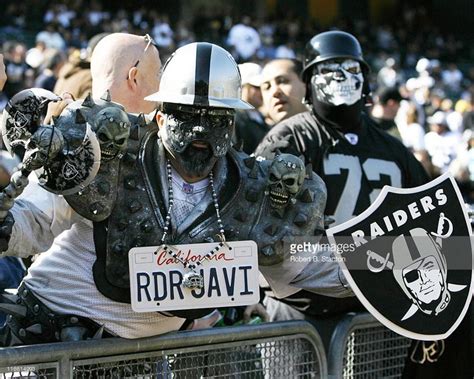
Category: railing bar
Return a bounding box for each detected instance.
[346,367,403,378]
[348,349,410,356]
[348,337,411,345]
[347,349,409,355]
[346,345,410,354]
[344,357,408,366]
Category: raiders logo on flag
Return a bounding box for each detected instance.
[326,173,473,340]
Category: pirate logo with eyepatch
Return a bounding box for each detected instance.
[326,174,473,340]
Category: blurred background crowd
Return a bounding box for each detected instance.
[0,0,473,202]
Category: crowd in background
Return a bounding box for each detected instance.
[1,0,473,203]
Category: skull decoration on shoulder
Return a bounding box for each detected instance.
[92,107,131,161]
[266,153,305,209]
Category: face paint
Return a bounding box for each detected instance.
[160,103,235,177]
[310,59,364,106]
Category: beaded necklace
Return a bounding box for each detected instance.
[159,160,227,289]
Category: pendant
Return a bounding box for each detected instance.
[182,271,204,289]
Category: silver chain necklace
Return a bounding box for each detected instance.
[159,160,228,289]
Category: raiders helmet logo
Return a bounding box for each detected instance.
[326,173,473,340]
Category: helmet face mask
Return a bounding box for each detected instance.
[160,103,235,178]
[146,42,251,178]
[310,59,364,106]
[302,31,370,107]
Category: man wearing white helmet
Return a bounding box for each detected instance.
[0,41,351,346]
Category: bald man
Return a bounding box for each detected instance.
[47,33,161,121]
[91,33,161,114]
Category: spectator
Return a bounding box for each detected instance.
[226,16,261,62]
[370,86,404,139]
[0,54,26,325]
[275,41,296,59]
[461,94,474,131]
[91,33,160,114]
[449,130,474,202]
[259,58,306,126]
[424,110,460,175]
[34,49,66,91]
[35,22,66,51]
[25,41,47,71]
[152,15,174,51]
[239,62,263,109]
[397,102,426,153]
[2,42,33,100]
[441,63,463,96]
[255,30,429,324]
[233,62,268,154]
[377,57,402,89]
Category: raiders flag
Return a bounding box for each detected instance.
[326,173,473,340]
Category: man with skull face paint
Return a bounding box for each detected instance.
[255,31,430,322]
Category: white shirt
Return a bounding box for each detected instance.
[398,122,426,151]
[4,182,184,338]
[227,24,261,60]
[424,131,460,173]
[171,167,209,226]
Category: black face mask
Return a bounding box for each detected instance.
[160,103,235,177]
[311,96,364,133]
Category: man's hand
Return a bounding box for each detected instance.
[0,54,7,91]
[255,134,292,159]
[243,303,269,323]
[187,309,222,330]
[44,92,75,125]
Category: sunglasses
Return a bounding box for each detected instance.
[126,34,159,80]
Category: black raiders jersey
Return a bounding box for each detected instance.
[255,111,430,227]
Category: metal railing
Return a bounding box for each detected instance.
[327,312,411,379]
[0,320,327,379]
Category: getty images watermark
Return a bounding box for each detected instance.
[287,238,355,263]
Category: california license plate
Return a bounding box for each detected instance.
[129,240,260,313]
